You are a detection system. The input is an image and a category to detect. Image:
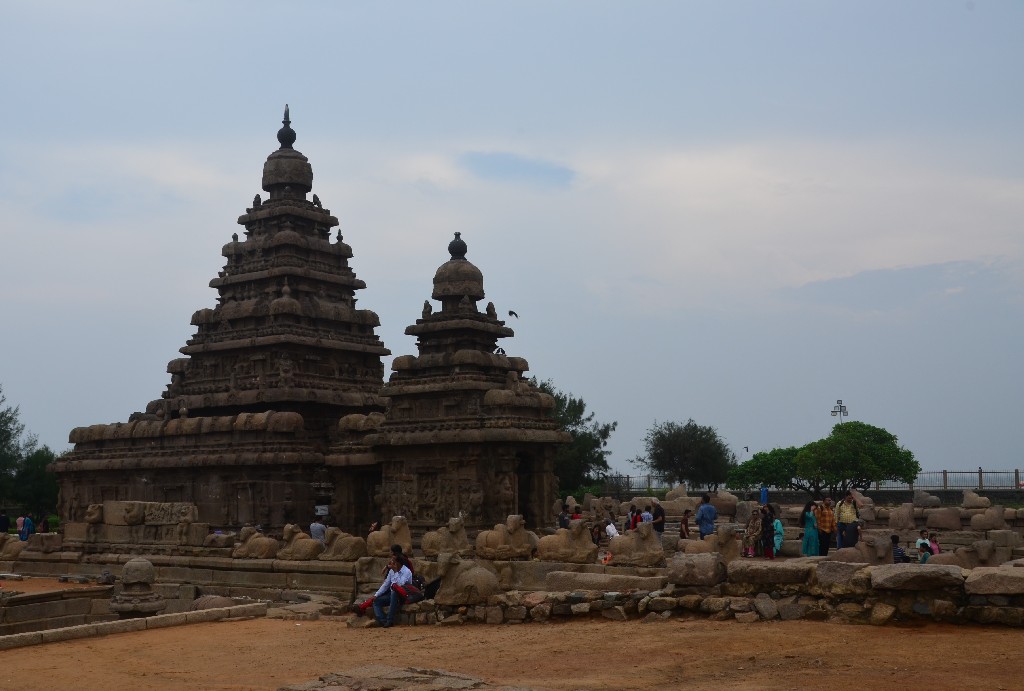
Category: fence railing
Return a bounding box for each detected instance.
[599,469,1024,498]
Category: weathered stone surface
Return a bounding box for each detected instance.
[569,602,590,615]
[420,516,473,558]
[699,597,730,613]
[475,515,539,561]
[815,561,866,589]
[608,522,665,567]
[970,506,1007,531]
[913,490,941,508]
[988,530,1022,548]
[752,594,779,620]
[926,508,962,531]
[888,503,916,530]
[778,602,808,620]
[647,597,676,612]
[870,564,965,590]
[964,567,1024,595]
[544,571,666,593]
[667,552,725,586]
[727,559,815,584]
[734,611,759,623]
[536,520,598,564]
[962,490,991,509]
[870,602,896,625]
[593,605,625,622]
[433,554,500,606]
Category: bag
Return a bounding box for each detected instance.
[392,574,426,604]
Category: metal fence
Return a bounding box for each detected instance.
[599,469,1023,498]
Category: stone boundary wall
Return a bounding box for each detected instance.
[378,560,1024,629]
[0,602,267,651]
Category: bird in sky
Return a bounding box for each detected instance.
[508,310,519,318]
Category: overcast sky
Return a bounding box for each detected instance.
[1,2,1021,475]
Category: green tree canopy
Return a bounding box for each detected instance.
[0,383,61,515]
[727,421,920,498]
[630,419,736,490]
[14,445,59,517]
[726,446,799,491]
[535,379,617,494]
[0,384,27,504]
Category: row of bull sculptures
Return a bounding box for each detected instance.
[218,514,612,564]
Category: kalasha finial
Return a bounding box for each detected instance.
[277,104,296,149]
[448,231,468,260]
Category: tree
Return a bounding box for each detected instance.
[535,379,617,493]
[0,384,27,504]
[727,421,920,498]
[630,419,737,490]
[727,446,799,492]
[794,421,919,497]
[14,445,59,517]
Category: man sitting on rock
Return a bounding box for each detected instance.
[370,552,413,628]
[891,534,911,563]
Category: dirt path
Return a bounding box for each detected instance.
[2,610,1022,690]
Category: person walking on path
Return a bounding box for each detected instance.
[814,498,836,556]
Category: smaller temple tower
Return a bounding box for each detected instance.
[365,233,569,532]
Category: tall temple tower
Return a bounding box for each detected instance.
[53,109,569,538]
[365,233,568,532]
[52,108,389,530]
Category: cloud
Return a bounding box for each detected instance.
[458,151,575,188]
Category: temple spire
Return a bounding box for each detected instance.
[277,104,296,150]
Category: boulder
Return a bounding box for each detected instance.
[680,524,741,563]
[420,516,473,558]
[665,484,688,501]
[726,559,815,585]
[667,552,726,586]
[964,567,1024,596]
[536,519,598,564]
[710,491,738,516]
[869,563,965,590]
[888,503,916,531]
[735,501,758,526]
[913,489,941,508]
[318,528,367,561]
[608,521,665,567]
[366,515,413,557]
[815,561,868,590]
[481,516,542,561]
[963,490,991,509]
[970,506,1007,531]
[829,531,892,565]
[925,507,962,531]
[544,571,667,592]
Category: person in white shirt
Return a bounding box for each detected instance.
[604,520,619,539]
[372,553,413,628]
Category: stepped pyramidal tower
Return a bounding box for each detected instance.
[52,108,566,535]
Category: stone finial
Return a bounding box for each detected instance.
[277,104,296,149]
[448,232,468,260]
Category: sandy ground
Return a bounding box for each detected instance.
[2,580,1023,690]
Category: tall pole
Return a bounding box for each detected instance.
[831,399,848,424]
